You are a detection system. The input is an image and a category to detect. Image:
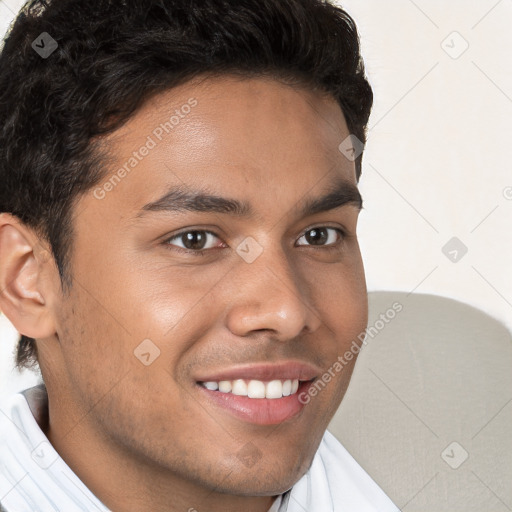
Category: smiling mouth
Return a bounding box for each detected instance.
[194,361,320,424]
[197,378,316,425]
[198,378,304,399]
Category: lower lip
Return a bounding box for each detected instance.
[197,381,314,425]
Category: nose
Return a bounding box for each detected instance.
[225,246,322,341]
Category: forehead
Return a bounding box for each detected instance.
[95,75,355,216]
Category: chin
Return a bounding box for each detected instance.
[214,454,313,496]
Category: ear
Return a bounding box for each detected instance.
[0,213,56,339]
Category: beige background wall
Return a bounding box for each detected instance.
[341,0,512,331]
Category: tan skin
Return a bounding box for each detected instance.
[0,76,368,512]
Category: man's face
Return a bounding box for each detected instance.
[45,76,367,496]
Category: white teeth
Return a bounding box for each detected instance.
[265,380,283,399]
[282,379,292,397]
[202,378,301,399]
[218,381,232,393]
[248,380,266,398]
[232,379,248,396]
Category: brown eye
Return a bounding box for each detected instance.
[296,227,343,247]
[165,230,222,252]
[181,231,208,250]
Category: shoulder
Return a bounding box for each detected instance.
[0,387,110,512]
[0,389,46,512]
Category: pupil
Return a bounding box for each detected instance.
[306,228,328,245]
[183,231,206,250]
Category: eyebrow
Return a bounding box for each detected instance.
[136,178,362,219]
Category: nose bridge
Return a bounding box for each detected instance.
[225,240,321,338]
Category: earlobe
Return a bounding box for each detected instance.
[0,214,55,339]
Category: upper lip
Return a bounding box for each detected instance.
[194,361,320,382]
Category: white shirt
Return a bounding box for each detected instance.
[0,388,399,512]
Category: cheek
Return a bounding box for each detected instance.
[55,289,132,398]
[306,254,367,393]
[70,257,213,354]
[311,256,368,339]
[111,253,224,332]
[54,258,228,421]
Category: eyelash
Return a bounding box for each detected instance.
[162,226,346,256]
